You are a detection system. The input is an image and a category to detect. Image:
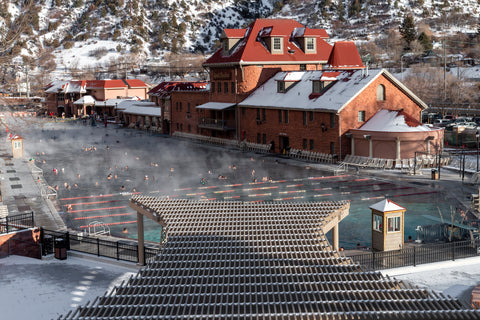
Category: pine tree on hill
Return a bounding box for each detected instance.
[399,14,416,51]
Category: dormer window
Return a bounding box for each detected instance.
[277,81,286,93]
[272,37,283,54]
[312,81,322,94]
[306,38,316,53]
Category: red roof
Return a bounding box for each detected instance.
[222,29,246,38]
[204,19,332,65]
[86,80,127,89]
[123,79,148,88]
[326,41,365,70]
[148,81,208,96]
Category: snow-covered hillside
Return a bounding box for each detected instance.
[0,0,479,87]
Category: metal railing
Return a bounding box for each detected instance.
[348,239,480,271]
[0,212,35,235]
[42,229,159,264]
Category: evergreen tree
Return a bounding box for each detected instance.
[418,32,432,53]
[399,14,416,51]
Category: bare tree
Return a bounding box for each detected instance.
[0,0,34,66]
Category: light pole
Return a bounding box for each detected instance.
[476,130,479,172]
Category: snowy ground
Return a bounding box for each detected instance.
[0,254,137,320]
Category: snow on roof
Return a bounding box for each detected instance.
[239,69,383,111]
[73,95,96,105]
[45,79,147,93]
[274,71,305,82]
[195,102,235,110]
[115,100,156,110]
[120,101,160,117]
[370,199,406,212]
[359,109,434,132]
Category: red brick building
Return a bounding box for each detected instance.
[239,69,442,159]
[148,82,208,134]
[44,79,149,117]
[160,18,441,160]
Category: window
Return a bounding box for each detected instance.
[257,133,261,143]
[231,82,235,94]
[176,123,179,130]
[358,110,366,122]
[303,111,307,126]
[303,139,308,149]
[262,108,266,121]
[273,37,282,51]
[188,124,191,132]
[330,141,335,154]
[330,113,335,128]
[284,110,289,123]
[299,64,306,71]
[306,38,315,51]
[179,102,182,112]
[180,123,183,131]
[277,81,285,93]
[242,108,245,116]
[278,110,282,123]
[187,103,191,113]
[262,134,266,144]
[256,108,261,121]
[387,216,401,233]
[223,40,229,53]
[57,93,65,101]
[218,82,222,93]
[309,111,314,121]
[373,215,383,232]
[224,82,228,93]
[312,81,322,93]
[309,139,314,150]
[377,84,386,101]
[14,141,21,149]
[211,82,215,92]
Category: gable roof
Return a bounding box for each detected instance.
[222,28,246,38]
[204,19,332,66]
[326,41,365,70]
[238,69,428,112]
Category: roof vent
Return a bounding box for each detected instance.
[288,49,295,54]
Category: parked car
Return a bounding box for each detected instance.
[433,119,450,127]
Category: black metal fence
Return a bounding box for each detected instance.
[348,239,480,271]
[0,212,35,235]
[42,229,159,264]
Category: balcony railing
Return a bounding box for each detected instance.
[198,118,233,131]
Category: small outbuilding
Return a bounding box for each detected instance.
[370,198,406,252]
[10,135,23,158]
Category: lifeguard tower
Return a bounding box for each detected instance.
[370,199,406,251]
[10,135,23,158]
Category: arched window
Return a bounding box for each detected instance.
[377,84,386,101]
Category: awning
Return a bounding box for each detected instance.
[196,102,235,110]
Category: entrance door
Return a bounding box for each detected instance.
[279,136,289,154]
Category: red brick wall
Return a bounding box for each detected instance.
[170,91,210,135]
[239,107,339,154]
[338,74,425,159]
[0,228,42,259]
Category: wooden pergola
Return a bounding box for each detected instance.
[60,196,480,320]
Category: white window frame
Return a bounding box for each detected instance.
[306,38,315,52]
[387,216,401,233]
[373,214,383,233]
[358,110,366,122]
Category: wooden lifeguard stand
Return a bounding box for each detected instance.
[10,135,23,158]
[370,199,406,251]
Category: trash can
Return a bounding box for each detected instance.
[431,169,439,180]
[54,238,67,260]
